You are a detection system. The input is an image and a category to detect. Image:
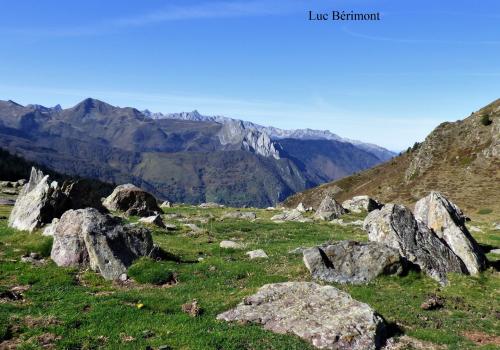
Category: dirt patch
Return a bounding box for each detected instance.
[23,315,61,328]
[463,331,500,346]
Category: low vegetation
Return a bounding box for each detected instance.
[0,205,499,349]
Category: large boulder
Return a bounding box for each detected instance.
[364,204,467,285]
[314,195,347,221]
[414,192,487,275]
[342,196,382,213]
[51,208,154,280]
[8,168,70,232]
[217,282,386,350]
[303,241,403,284]
[102,184,160,217]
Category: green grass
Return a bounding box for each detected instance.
[478,208,493,215]
[0,205,499,349]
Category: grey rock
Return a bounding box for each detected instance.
[469,225,482,233]
[489,248,500,255]
[271,209,306,222]
[246,249,268,259]
[8,168,70,232]
[314,195,347,220]
[183,223,202,232]
[220,240,244,249]
[342,195,382,213]
[164,223,177,231]
[364,204,467,285]
[199,202,224,208]
[222,211,257,220]
[303,241,403,284]
[414,192,487,275]
[42,218,59,236]
[51,208,154,280]
[217,282,386,350]
[160,201,171,208]
[102,183,160,217]
[138,214,166,228]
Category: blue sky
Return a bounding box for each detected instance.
[0,0,499,150]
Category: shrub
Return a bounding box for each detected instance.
[480,115,492,126]
[127,257,177,285]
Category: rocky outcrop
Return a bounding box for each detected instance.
[314,195,347,220]
[303,241,403,284]
[217,282,386,350]
[51,208,154,280]
[8,168,70,232]
[271,209,309,222]
[414,192,487,275]
[364,204,466,285]
[342,196,382,213]
[102,184,160,217]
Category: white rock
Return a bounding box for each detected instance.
[246,249,268,259]
[220,240,244,249]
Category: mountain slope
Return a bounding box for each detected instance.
[0,98,392,207]
[284,99,500,219]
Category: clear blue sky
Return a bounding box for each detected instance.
[1,0,499,150]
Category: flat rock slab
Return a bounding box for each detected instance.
[221,211,257,220]
[220,240,244,249]
[303,241,403,284]
[217,282,386,350]
[246,249,268,259]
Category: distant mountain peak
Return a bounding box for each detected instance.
[73,98,113,113]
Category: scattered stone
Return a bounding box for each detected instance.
[246,249,268,259]
[119,273,128,282]
[271,209,307,222]
[221,211,257,220]
[266,206,275,210]
[384,335,447,350]
[8,168,70,232]
[138,214,166,228]
[160,201,172,208]
[296,202,306,212]
[183,223,202,232]
[330,218,363,226]
[164,223,177,231]
[217,282,386,350]
[364,204,466,285]
[142,330,155,339]
[20,252,46,266]
[303,241,403,284]
[342,195,383,213]
[288,246,308,255]
[42,218,59,236]
[489,248,500,255]
[420,295,445,310]
[199,202,224,208]
[414,192,487,275]
[220,240,244,249]
[1,189,17,195]
[181,299,201,317]
[493,222,500,230]
[469,225,482,233]
[102,183,161,217]
[51,208,154,280]
[314,195,347,221]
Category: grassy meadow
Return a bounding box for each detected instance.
[0,205,499,349]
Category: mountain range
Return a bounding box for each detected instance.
[0,98,394,207]
[284,98,500,219]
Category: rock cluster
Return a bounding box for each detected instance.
[102,184,160,217]
[217,282,386,350]
[303,241,403,284]
[364,193,486,285]
[51,208,154,280]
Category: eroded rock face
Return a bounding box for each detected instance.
[314,195,347,221]
[342,196,382,213]
[8,168,70,232]
[414,192,487,275]
[102,184,160,217]
[217,282,386,350]
[303,241,403,284]
[51,208,154,280]
[364,204,466,285]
